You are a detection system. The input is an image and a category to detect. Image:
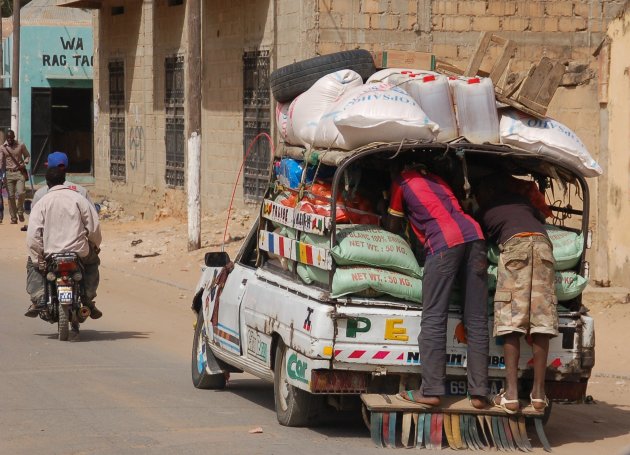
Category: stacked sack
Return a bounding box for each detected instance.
[487,224,587,302]
[297,225,424,302]
[274,56,602,179]
[277,69,439,150]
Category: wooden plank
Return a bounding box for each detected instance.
[489,40,517,84]
[534,61,565,106]
[361,393,545,416]
[435,59,464,77]
[501,67,532,97]
[490,34,507,45]
[495,92,548,119]
[464,32,492,76]
[517,57,555,112]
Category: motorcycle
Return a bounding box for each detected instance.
[40,253,91,341]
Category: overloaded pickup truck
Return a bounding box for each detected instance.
[191,141,595,427]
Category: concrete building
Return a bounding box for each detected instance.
[58,0,629,286]
[3,0,94,182]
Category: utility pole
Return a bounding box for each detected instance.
[10,0,18,134]
[186,0,201,251]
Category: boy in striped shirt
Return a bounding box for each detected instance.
[386,165,489,409]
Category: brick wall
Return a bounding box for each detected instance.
[92,0,627,259]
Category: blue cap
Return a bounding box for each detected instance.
[47,151,68,168]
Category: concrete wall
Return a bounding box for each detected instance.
[602,4,630,286]
[94,0,190,217]
[92,0,628,282]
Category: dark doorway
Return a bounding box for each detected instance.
[31,87,93,176]
[0,88,10,143]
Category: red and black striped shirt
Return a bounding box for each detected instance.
[388,169,484,256]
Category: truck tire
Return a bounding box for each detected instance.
[273,339,321,426]
[191,312,227,389]
[269,49,376,103]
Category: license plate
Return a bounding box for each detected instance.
[447,379,504,396]
[58,286,73,303]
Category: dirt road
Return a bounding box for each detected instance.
[1,214,630,454]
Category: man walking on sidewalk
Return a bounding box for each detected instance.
[0,130,30,224]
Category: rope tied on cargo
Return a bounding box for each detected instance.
[456,149,472,200]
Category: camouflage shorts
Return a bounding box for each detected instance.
[493,235,558,337]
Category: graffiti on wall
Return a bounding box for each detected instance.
[42,37,93,67]
[128,125,145,170]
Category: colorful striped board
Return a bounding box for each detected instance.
[262,198,331,235]
[259,230,333,270]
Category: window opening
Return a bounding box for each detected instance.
[109,60,125,181]
[165,54,185,187]
[242,50,271,202]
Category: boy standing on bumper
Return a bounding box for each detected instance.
[476,175,558,413]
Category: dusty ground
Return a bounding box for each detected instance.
[12,206,628,453]
[98,208,254,293]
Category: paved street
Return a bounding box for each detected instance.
[2,221,630,454]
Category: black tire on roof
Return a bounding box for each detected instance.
[269,49,377,103]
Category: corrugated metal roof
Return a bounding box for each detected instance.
[21,0,93,26]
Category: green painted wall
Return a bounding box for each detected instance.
[4,24,93,183]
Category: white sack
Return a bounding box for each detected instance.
[276,102,292,142]
[499,109,602,177]
[315,83,438,150]
[286,69,363,147]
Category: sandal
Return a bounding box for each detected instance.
[397,390,437,407]
[492,389,520,414]
[529,393,549,411]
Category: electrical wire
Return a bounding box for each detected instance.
[222,132,275,252]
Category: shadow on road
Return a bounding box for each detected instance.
[225,377,370,438]
[35,330,152,342]
[546,400,630,447]
[223,378,275,412]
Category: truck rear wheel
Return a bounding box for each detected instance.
[273,339,321,426]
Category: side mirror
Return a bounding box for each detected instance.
[204,251,231,267]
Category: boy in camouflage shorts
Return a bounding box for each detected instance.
[476,175,558,414]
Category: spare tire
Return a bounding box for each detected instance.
[270,49,376,103]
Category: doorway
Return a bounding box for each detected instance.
[31,87,93,175]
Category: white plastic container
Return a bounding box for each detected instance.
[453,77,499,144]
[412,74,458,142]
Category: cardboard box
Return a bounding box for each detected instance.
[372,50,436,71]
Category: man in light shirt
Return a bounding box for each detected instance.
[25,166,103,323]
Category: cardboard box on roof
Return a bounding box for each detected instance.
[372,50,436,71]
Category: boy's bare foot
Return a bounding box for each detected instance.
[470,395,489,410]
[399,390,441,406]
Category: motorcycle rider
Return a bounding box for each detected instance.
[25,166,102,325]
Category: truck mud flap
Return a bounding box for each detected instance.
[362,394,549,451]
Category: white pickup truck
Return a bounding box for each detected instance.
[191,142,595,427]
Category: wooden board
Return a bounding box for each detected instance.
[372,50,435,70]
[361,393,545,417]
[518,57,565,114]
